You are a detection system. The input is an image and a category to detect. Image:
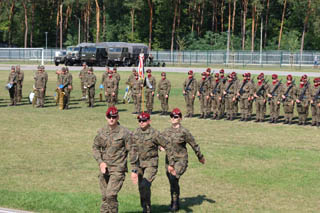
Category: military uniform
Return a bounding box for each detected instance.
[253,76,269,122]
[131,77,144,114]
[198,73,210,118]
[219,69,227,118]
[15,66,24,102]
[280,76,296,124]
[267,76,283,123]
[209,74,221,119]
[237,75,253,121]
[34,70,46,107]
[85,70,97,107]
[113,69,121,103]
[183,71,197,117]
[43,67,48,97]
[310,78,320,126]
[222,77,237,120]
[145,70,156,114]
[79,65,89,99]
[57,69,72,109]
[157,73,171,115]
[7,67,18,106]
[103,73,118,107]
[295,80,311,125]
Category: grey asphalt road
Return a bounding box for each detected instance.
[0,208,33,213]
[0,64,320,77]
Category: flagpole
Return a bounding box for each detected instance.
[138,53,145,113]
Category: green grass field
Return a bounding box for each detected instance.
[0,69,320,213]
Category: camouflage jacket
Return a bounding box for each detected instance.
[85,73,96,89]
[131,78,144,94]
[57,73,71,88]
[162,125,203,166]
[295,84,311,103]
[103,77,117,93]
[8,72,17,84]
[34,72,46,89]
[237,80,253,99]
[79,68,88,82]
[92,125,138,172]
[101,72,108,84]
[16,71,24,85]
[183,77,197,96]
[254,81,269,100]
[145,75,156,92]
[198,78,210,96]
[268,81,283,102]
[310,85,320,103]
[132,126,169,168]
[210,80,221,97]
[157,79,171,95]
[113,72,121,84]
[280,83,296,102]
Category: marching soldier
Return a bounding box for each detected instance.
[237,73,253,121]
[57,67,72,109]
[162,108,205,212]
[221,74,237,120]
[103,70,117,107]
[7,66,18,106]
[280,75,296,124]
[79,62,89,100]
[85,67,97,107]
[295,75,311,125]
[267,74,283,123]
[157,72,171,115]
[183,70,197,118]
[210,73,221,119]
[197,72,210,119]
[131,73,144,114]
[131,112,170,213]
[34,66,46,108]
[253,73,269,122]
[145,69,156,114]
[310,78,320,126]
[113,67,121,104]
[15,65,24,103]
[92,106,138,213]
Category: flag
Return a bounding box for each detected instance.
[138,53,145,80]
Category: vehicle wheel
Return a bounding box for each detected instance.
[123,59,129,67]
[162,62,166,67]
[55,62,59,66]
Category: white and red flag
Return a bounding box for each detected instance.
[138,53,145,80]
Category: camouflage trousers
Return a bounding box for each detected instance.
[283,101,295,123]
[99,171,125,213]
[211,96,220,117]
[81,81,87,97]
[225,97,235,118]
[296,101,309,123]
[158,92,169,112]
[105,92,116,108]
[239,97,249,119]
[9,84,17,105]
[36,88,45,107]
[138,166,157,211]
[132,93,142,113]
[255,98,267,121]
[199,94,210,115]
[269,100,280,120]
[219,99,225,118]
[184,93,195,116]
[311,102,320,124]
[145,90,155,112]
[88,87,95,107]
[17,83,23,102]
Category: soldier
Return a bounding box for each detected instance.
[221,74,237,120]
[232,71,240,117]
[41,65,48,98]
[310,78,320,126]
[210,73,221,119]
[113,67,121,104]
[85,67,97,108]
[218,69,227,119]
[101,66,110,86]
[236,73,253,121]
[253,73,269,122]
[280,75,296,124]
[57,67,72,109]
[197,72,210,119]
[157,72,171,115]
[162,108,205,212]
[34,66,46,108]
[92,106,138,213]
[131,73,144,114]
[295,75,311,125]
[145,69,156,114]
[205,68,213,115]
[66,67,73,107]
[7,66,18,106]
[15,65,24,103]
[247,72,254,119]
[183,70,197,118]
[103,70,117,107]
[131,112,170,213]
[79,62,89,100]
[267,74,283,123]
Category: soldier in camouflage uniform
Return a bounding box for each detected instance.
[79,62,89,100]
[157,72,171,115]
[85,67,97,108]
[57,67,72,109]
[237,73,253,121]
[231,72,240,117]
[310,78,320,126]
[182,70,197,118]
[41,65,48,98]
[253,73,269,122]
[7,66,18,106]
[131,73,144,114]
[34,66,46,108]
[221,74,237,120]
[92,106,138,213]
[295,75,311,125]
[113,67,121,104]
[103,70,118,107]
[267,74,283,123]
[205,68,213,115]
[145,69,156,114]
[247,72,254,119]
[102,66,110,87]
[132,112,170,213]
[218,69,227,118]
[210,73,221,119]
[197,72,210,119]
[162,108,205,212]
[280,75,296,124]
[15,65,24,103]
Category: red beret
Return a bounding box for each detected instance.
[113,67,117,70]
[206,68,211,73]
[231,72,236,76]
[137,112,150,121]
[170,108,182,117]
[201,72,207,76]
[188,70,193,75]
[242,73,247,77]
[161,72,166,76]
[287,75,293,80]
[106,106,118,117]
[272,74,278,79]
[215,73,219,77]
[146,69,152,73]
[247,72,251,77]
[260,72,264,77]
[219,69,224,73]
[302,74,307,79]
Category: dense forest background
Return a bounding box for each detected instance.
[0,0,319,51]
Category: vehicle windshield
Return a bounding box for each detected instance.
[67,47,74,52]
[109,47,122,52]
[73,47,80,52]
[55,51,66,57]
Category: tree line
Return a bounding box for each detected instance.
[0,0,319,51]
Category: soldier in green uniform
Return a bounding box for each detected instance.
[7,66,18,106]
[34,66,46,108]
[182,70,197,118]
[113,67,121,104]
[222,74,237,120]
[162,108,205,212]
[231,72,240,117]
[310,78,320,126]
[103,70,117,107]
[131,112,170,213]
[295,75,311,125]
[92,106,138,213]
[15,65,24,103]
[41,65,48,98]
[102,66,110,87]
[79,62,89,100]
[247,72,254,119]
[157,72,171,115]
[131,73,144,114]
[85,67,97,107]
[267,74,283,123]
[197,72,210,119]
[218,69,226,118]
[237,73,253,121]
[57,67,72,109]
[210,73,221,119]
[205,68,213,116]
[280,75,296,124]
[66,67,73,103]
[145,69,156,114]
[253,73,269,122]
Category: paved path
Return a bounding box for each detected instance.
[1,64,320,77]
[0,208,33,213]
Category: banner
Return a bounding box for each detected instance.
[138,53,144,80]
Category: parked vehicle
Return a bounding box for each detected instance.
[54,50,67,66]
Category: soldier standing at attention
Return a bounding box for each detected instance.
[131,112,170,213]
[103,70,117,107]
[247,72,254,119]
[15,65,24,103]
[295,75,311,125]
[157,72,171,115]
[66,67,73,107]
[280,75,296,125]
[222,74,237,120]
[57,67,71,109]
[92,106,138,213]
[162,108,205,212]
[79,62,89,100]
[253,73,269,122]
[7,66,18,106]
[219,69,226,118]
[145,69,156,114]
[34,66,46,108]
[85,67,97,108]
[205,68,213,115]
[267,74,283,123]
[210,73,221,119]
[41,65,48,98]
[310,78,320,126]
[182,70,197,118]
[131,73,144,114]
[113,67,121,104]
[237,73,253,121]
[101,66,110,87]
[198,72,210,119]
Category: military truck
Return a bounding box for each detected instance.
[80,44,108,66]
[54,50,67,66]
[64,43,94,66]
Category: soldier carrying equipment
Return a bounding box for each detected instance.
[281,80,295,103]
[312,86,320,106]
[236,79,248,101]
[255,79,269,100]
[297,80,310,104]
[211,81,220,97]
[268,80,282,102]
[183,77,194,96]
[221,78,234,101]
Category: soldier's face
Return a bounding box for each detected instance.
[170,115,181,124]
[106,115,118,126]
[139,119,150,129]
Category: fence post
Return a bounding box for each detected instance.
[280,51,283,68]
[190,51,191,66]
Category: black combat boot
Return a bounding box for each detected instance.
[170,197,180,212]
[199,113,204,119]
[284,120,288,124]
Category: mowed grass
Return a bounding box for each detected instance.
[0,68,320,213]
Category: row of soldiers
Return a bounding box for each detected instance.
[183,68,320,126]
